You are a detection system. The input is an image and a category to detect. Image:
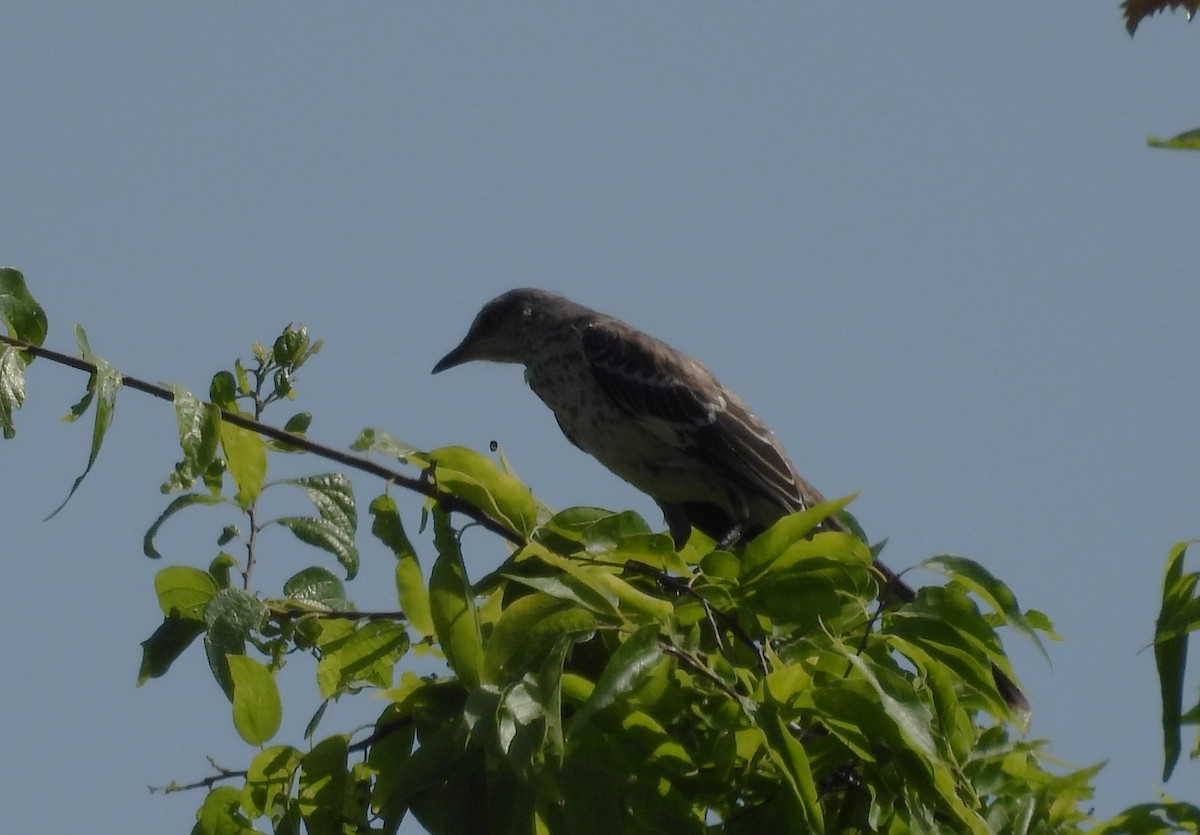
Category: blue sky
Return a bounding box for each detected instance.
[2,4,1199,832]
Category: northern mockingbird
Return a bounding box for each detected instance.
[433,288,1026,710]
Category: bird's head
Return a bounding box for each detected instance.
[433,288,567,373]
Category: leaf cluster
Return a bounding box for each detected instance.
[0,269,1133,834]
[133,393,1083,833]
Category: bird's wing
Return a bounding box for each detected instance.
[580,319,716,426]
[580,318,811,514]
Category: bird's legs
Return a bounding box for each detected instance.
[660,493,751,551]
[661,503,695,551]
[715,522,745,551]
[714,491,752,550]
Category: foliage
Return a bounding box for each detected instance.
[1089,541,1200,834]
[5,266,1186,834]
[1120,1,1200,154]
[1146,129,1200,152]
[1122,0,1200,35]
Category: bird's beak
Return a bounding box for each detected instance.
[431,340,472,374]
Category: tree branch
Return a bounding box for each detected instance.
[267,605,408,622]
[149,756,246,794]
[0,334,525,547]
[149,715,416,794]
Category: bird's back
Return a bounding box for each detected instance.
[521,309,825,545]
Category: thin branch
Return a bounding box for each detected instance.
[268,606,408,622]
[242,364,269,590]
[149,714,416,794]
[659,640,749,705]
[622,559,770,677]
[149,757,246,794]
[0,334,525,547]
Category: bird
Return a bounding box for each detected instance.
[433,287,1026,711]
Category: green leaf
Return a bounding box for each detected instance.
[382,719,473,827]
[890,585,1015,710]
[737,532,874,631]
[272,325,307,365]
[350,427,421,460]
[502,570,621,619]
[209,371,237,410]
[757,703,825,834]
[284,412,312,433]
[1148,127,1200,150]
[270,411,312,452]
[496,655,570,771]
[532,638,571,761]
[143,493,227,559]
[155,565,220,620]
[1023,608,1060,639]
[204,588,267,699]
[276,517,359,580]
[920,554,1049,663]
[274,474,359,579]
[370,493,433,637]
[482,592,597,685]
[209,552,239,589]
[1092,800,1200,834]
[887,628,997,715]
[429,507,483,687]
[163,385,222,492]
[297,735,349,835]
[582,509,652,548]
[367,706,416,833]
[760,664,816,708]
[228,654,282,745]
[281,474,357,532]
[303,700,330,742]
[619,709,695,773]
[0,267,48,348]
[233,359,251,397]
[0,346,26,439]
[315,620,410,699]
[568,623,662,732]
[740,496,857,576]
[1155,541,1199,781]
[282,566,347,609]
[580,510,689,574]
[46,325,122,519]
[220,419,267,510]
[428,445,539,538]
[842,650,990,834]
[516,545,675,623]
[535,506,617,551]
[192,785,257,835]
[241,744,302,819]
[138,616,206,685]
[810,678,896,762]
[843,652,937,762]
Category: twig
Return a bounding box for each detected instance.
[268,606,408,622]
[622,559,770,677]
[149,756,245,794]
[659,640,749,704]
[0,334,525,547]
[149,715,416,794]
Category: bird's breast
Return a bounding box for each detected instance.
[524,350,727,506]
